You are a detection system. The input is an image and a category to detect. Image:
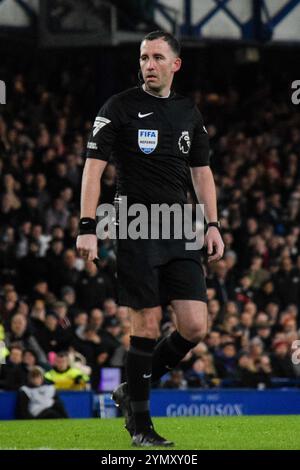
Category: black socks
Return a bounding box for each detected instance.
[126,332,197,434]
[151,330,197,383]
[126,335,156,433]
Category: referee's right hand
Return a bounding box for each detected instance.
[76,234,98,262]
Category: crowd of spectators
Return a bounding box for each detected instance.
[1,54,300,394]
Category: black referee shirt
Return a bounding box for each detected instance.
[86,86,209,205]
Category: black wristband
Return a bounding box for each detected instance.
[78,218,96,235]
[206,221,221,233]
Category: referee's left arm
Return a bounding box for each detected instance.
[189,105,224,262]
[191,165,217,223]
[191,165,224,262]
[191,166,224,262]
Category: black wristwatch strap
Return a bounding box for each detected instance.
[207,221,221,232]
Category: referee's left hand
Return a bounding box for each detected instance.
[205,227,224,263]
[76,234,98,262]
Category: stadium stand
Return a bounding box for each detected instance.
[0,39,300,396]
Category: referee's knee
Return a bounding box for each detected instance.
[130,307,161,339]
[179,322,208,344]
[131,326,160,339]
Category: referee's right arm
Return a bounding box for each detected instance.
[77,95,121,261]
[76,158,107,261]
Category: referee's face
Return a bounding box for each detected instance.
[140,39,181,95]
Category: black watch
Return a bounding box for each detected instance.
[207,221,221,230]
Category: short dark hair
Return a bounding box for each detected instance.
[10,343,23,353]
[28,366,44,380]
[142,30,181,56]
[23,348,38,360]
[57,351,69,358]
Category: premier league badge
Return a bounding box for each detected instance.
[178,131,191,154]
[138,129,158,154]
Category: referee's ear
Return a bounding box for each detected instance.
[138,69,144,84]
[172,57,182,74]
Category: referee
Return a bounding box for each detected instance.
[77,31,224,446]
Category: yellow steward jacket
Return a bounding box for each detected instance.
[44,367,89,390]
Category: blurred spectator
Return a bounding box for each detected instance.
[89,308,105,332]
[35,312,72,354]
[110,332,130,368]
[76,261,114,310]
[207,260,235,305]
[22,348,39,370]
[61,285,79,319]
[185,354,218,388]
[236,352,260,388]
[206,330,221,354]
[255,354,272,388]
[214,342,237,379]
[271,340,295,378]
[44,351,89,390]
[72,325,111,389]
[64,215,80,249]
[30,281,53,304]
[249,337,264,362]
[253,323,272,351]
[0,345,28,390]
[16,367,68,419]
[248,256,269,289]
[45,198,70,232]
[273,257,300,308]
[6,314,47,363]
[254,280,280,310]
[104,316,122,344]
[162,369,187,389]
[52,301,72,332]
[73,311,89,335]
[35,173,51,211]
[18,240,48,293]
[55,249,81,290]
[103,298,118,317]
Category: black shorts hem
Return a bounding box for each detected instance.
[117,250,207,310]
[168,294,208,304]
[118,300,161,310]
[118,294,207,310]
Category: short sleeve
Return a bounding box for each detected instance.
[86,95,122,161]
[189,106,210,167]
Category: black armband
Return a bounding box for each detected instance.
[78,217,96,235]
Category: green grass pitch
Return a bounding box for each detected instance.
[0,416,299,450]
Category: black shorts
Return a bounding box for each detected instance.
[116,238,207,309]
